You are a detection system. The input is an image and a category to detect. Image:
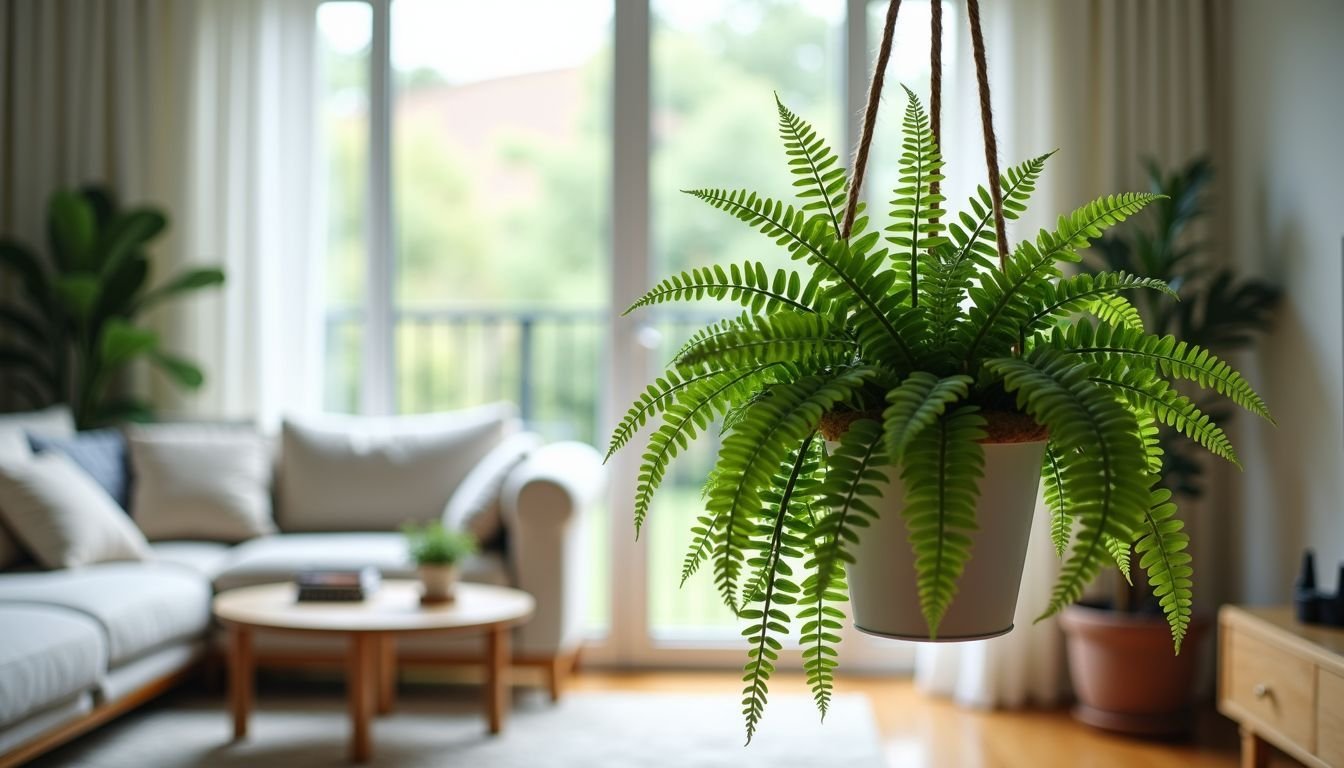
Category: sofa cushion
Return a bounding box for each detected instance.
[444,431,541,548]
[0,563,211,665]
[28,428,131,510]
[0,406,75,569]
[0,452,150,569]
[0,604,105,727]
[128,424,276,542]
[278,404,517,532]
[212,532,510,592]
[149,541,237,579]
[0,406,75,464]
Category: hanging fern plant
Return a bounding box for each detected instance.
[608,3,1271,743]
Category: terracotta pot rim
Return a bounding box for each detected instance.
[1060,603,1212,631]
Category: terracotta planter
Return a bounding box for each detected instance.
[1060,603,1209,736]
[845,438,1047,640]
[418,564,459,604]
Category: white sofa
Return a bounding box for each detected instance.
[0,405,605,767]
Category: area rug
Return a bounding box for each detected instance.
[32,689,885,767]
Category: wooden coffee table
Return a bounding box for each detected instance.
[212,580,535,762]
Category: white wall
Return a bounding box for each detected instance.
[1221,0,1344,604]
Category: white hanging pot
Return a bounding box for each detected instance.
[845,438,1047,641]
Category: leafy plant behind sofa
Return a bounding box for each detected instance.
[0,186,224,427]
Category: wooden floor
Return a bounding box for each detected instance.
[569,671,1248,768]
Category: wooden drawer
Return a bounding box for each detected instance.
[1224,625,1316,749]
[1320,668,1344,766]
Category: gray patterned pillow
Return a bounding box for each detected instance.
[29,429,130,510]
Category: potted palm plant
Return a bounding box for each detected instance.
[404,522,476,604]
[0,185,225,426]
[1059,158,1280,736]
[608,86,1272,740]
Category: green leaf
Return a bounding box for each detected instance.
[624,261,819,316]
[633,365,775,537]
[741,435,815,743]
[53,274,101,320]
[1135,488,1193,653]
[900,406,987,636]
[149,350,205,389]
[962,193,1162,366]
[608,364,761,462]
[100,320,158,367]
[97,209,166,277]
[0,239,50,305]
[97,256,150,320]
[886,86,948,303]
[47,190,96,271]
[1042,443,1071,557]
[137,267,225,311]
[776,95,847,237]
[1088,362,1239,466]
[1049,319,1273,422]
[882,372,973,463]
[707,368,875,615]
[676,310,856,372]
[1025,271,1173,335]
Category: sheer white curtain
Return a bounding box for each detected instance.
[163,0,325,424]
[0,0,324,425]
[912,0,1217,708]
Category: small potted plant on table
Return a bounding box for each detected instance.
[404,522,476,604]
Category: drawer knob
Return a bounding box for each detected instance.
[1253,683,1271,699]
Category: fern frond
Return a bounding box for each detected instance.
[900,405,987,636]
[983,350,1150,620]
[1049,320,1273,421]
[1042,443,1071,557]
[886,86,948,303]
[1088,293,1144,332]
[708,368,875,614]
[676,310,856,372]
[633,365,775,536]
[686,188,919,367]
[1089,363,1240,466]
[625,261,820,316]
[776,95,848,237]
[962,193,1162,365]
[937,152,1053,282]
[740,434,815,743]
[882,372,973,462]
[1136,487,1193,653]
[1104,534,1133,584]
[801,419,887,716]
[1026,271,1173,335]
[609,364,761,461]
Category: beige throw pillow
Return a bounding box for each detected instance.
[443,432,541,547]
[0,453,150,569]
[128,425,276,543]
[0,406,76,569]
[279,404,517,532]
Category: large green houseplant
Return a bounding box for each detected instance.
[0,186,224,427]
[608,86,1271,740]
[1060,158,1279,735]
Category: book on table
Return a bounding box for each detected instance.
[295,567,381,602]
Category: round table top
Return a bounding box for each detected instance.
[212,581,535,634]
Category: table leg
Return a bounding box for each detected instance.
[485,626,510,734]
[228,624,253,741]
[349,634,375,762]
[377,635,397,715]
[1239,727,1270,768]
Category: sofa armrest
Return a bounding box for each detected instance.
[499,441,605,657]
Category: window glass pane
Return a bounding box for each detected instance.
[316,2,372,413]
[389,0,613,632]
[647,0,845,640]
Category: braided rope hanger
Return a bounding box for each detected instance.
[840,0,1009,272]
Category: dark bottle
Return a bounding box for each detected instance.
[1295,550,1320,623]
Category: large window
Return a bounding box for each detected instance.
[317,0,953,668]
